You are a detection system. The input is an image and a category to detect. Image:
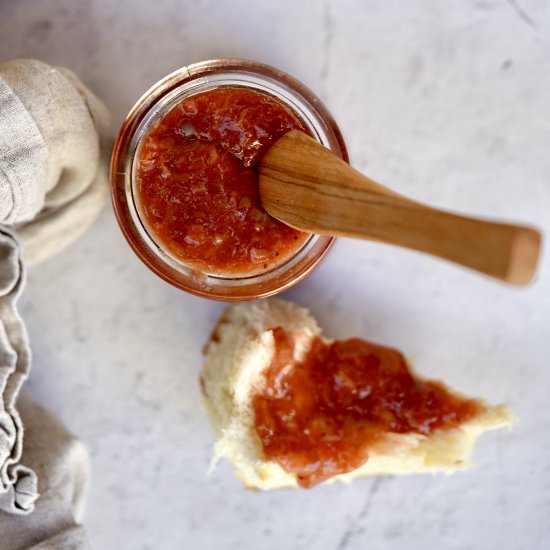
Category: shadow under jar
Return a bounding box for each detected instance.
[111,59,348,300]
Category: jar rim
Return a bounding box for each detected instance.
[111,59,348,301]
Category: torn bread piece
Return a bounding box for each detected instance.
[202,299,514,489]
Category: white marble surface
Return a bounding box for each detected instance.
[2,0,550,548]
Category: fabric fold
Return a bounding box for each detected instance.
[0,58,111,265]
[0,227,36,515]
[0,56,111,542]
[0,391,91,550]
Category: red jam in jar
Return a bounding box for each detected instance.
[252,329,483,488]
[135,88,311,276]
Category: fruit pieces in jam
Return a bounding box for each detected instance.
[252,328,483,488]
[135,88,310,276]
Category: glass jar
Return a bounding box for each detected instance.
[111,59,348,300]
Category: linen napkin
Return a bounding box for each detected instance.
[0,58,110,264]
[0,58,111,548]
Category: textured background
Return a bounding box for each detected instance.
[1,1,549,548]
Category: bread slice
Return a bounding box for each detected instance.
[201,299,514,490]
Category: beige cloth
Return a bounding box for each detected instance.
[0,59,111,548]
[0,59,110,264]
[0,392,90,550]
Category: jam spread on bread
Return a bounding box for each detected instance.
[136,88,309,276]
[252,328,483,488]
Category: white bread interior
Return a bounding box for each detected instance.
[202,299,515,490]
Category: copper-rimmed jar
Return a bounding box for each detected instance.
[111,59,348,300]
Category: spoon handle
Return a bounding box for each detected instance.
[259,131,541,285]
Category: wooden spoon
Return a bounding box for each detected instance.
[259,130,541,285]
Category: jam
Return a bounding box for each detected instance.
[135,88,310,276]
[252,329,483,488]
